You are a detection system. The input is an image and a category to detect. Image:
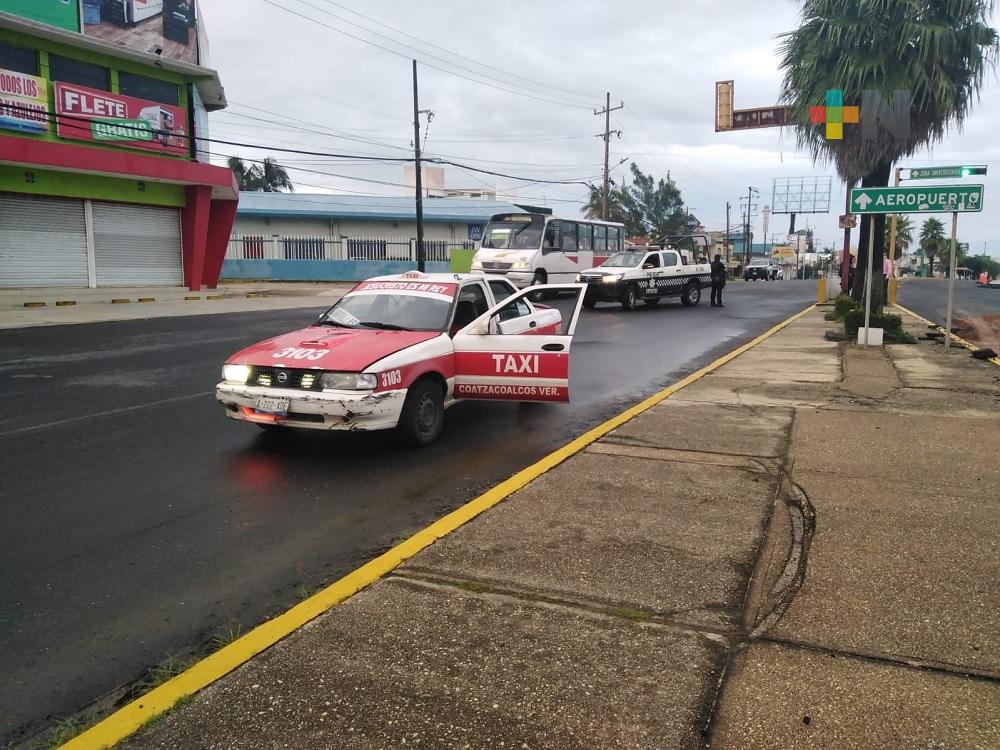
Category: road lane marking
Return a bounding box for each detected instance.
[0,391,215,439]
[894,303,1000,367]
[58,303,816,750]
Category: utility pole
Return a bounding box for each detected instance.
[411,60,425,272]
[725,201,731,269]
[840,182,854,293]
[595,92,624,220]
[740,187,759,267]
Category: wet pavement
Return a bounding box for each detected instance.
[0,281,815,745]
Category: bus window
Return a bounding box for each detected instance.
[579,224,593,251]
[607,226,621,253]
[543,220,561,253]
[561,222,578,251]
[594,225,607,252]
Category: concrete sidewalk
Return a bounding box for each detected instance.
[0,283,352,329]
[115,306,999,750]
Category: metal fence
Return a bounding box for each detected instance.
[226,235,475,262]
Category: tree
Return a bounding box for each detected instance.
[583,183,631,228]
[227,156,259,191]
[884,215,913,257]
[226,156,295,193]
[779,1,998,309]
[257,157,295,193]
[920,217,946,276]
[965,255,1000,279]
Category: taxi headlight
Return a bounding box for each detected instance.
[320,372,377,390]
[222,363,251,384]
[510,261,530,270]
[601,273,624,284]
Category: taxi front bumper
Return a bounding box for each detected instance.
[216,383,406,431]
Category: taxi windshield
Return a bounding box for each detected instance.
[318,292,452,332]
[481,216,545,249]
[602,251,646,267]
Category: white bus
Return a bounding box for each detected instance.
[471,213,625,288]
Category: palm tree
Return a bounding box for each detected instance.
[257,157,295,193]
[226,156,295,193]
[920,217,946,276]
[227,156,259,191]
[884,215,913,258]
[779,0,998,309]
[583,184,629,225]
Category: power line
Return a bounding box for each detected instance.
[15,104,595,187]
[311,0,601,102]
[260,0,598,110]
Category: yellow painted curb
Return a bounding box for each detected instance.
[58,303,817,750]
[894,304,1000,368]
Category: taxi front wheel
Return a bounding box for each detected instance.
[398,379,444,447]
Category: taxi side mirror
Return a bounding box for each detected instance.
[642,263,655,269]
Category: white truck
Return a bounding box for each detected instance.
[577,246,712,310]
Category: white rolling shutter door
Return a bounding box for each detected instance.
[93,202,183,286]
[0,194,89,288]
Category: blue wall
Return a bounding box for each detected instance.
[221,259,453,281]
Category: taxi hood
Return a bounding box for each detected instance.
[227,326,442,371]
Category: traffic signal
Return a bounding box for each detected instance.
[960,166,988,177]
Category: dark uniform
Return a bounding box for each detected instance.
[710,254,727,307]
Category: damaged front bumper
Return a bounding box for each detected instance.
[216,383,406,432]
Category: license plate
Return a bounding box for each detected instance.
[255,397,289,414]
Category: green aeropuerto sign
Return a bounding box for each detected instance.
[850,185,984,214]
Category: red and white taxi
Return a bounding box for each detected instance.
[217,272,585,445]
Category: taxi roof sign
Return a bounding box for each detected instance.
[403,270,426,278]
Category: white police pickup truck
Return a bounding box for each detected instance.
[577,247,712,310]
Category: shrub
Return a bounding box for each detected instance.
[844,309,903,336]
[834,294,860,319]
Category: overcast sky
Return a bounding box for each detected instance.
[200,0,1000,256]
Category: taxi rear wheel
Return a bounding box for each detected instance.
[398,379,444,447]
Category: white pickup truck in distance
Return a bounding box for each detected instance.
[577,247,712,310]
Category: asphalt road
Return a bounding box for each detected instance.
[0,280,815,745]
[898,277,1000,323]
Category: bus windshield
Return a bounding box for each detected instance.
[481,216,545,250]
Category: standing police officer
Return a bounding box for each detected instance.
[710,254,727,307]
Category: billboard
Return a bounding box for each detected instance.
[55,81,187,155]
[0,0,80,31]
[82,0,199,65]
[0,68,50,134]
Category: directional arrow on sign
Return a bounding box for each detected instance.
[855,193,873,210]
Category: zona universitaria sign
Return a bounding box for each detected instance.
[850,185,984,214]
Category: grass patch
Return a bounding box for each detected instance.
[452,580,490,594]
[606,606,651,622]
[21,712,102,750]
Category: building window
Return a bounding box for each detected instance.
[0,41,39,75]
[118,72,180,106]
[49,54,110,91]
